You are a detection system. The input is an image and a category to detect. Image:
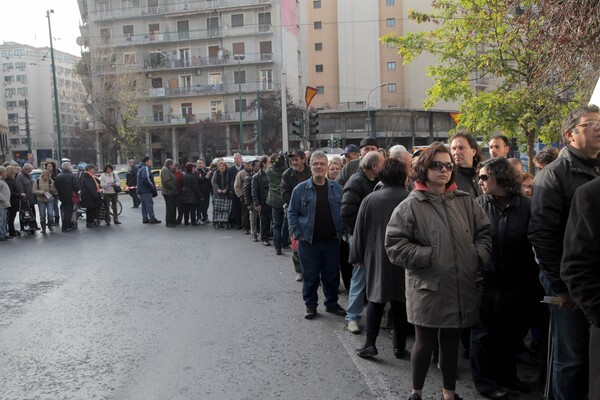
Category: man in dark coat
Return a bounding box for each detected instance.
[228,153,244,229]
[252,155,271,246]
[561,177,600,400]
[529,103,600,400]
[80,164,103,228]
[342,151,384,334]
[126,159,140,208]
[195,159,213,224]
[53,162,81,232]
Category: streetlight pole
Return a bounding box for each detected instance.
[234,54,245,154]
[47,9,62,161]
[366,83,387,136]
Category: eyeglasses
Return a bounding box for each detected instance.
[429,161,454,171]
[311,162,327,167]
[575,120,600,130]
[478,174,489,181]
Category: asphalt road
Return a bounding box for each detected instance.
[0,196,542,400]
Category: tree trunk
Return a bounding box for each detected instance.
[527,131,535,173]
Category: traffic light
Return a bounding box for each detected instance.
[291,119,304,137]
[309,111,319,135]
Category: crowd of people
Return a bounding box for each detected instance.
[0,104,598,400]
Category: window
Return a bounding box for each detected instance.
[3,63,13,71]
[17,87,28,95]
[260,69,273,90]
[387,83,397,92]
[177,20,190,39]
[232,42,245,55]
[151,78,162,88]
[210,101,223,115]
[207,17,219,36]
[153,105,164,122]
[258,12,271,32]
[387,62,396,70]
[10,127,19,135]
[386,0,395,5]
[386,18,395,27]
[100,28,111,42]
[5,88,16,96]
[231,14,244,28]
[123,25,134,40]
[21,138,29,145]
[6,101,16,108]
[8,114,18,123]
[314,21,322,29]
[235,99,247,112]
[18,100,26,106]
[13,49,24,56]
[181,103,193,117]
[259,41,272,60]
[313,1,321,8]
[124,53,135,64]
[314,43,323,51]
[234,70,246,84]
[316,86,324,94]
[1,50,12,57]
[16,75,26,83]
[148,23,160,41]
[4,76,14,83]
[315,64,323,73]
[10,139,19,145]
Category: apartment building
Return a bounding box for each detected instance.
[0,42,89,165]
[0,105,7,163]
[306,0,460,149]
[77,0,306,161]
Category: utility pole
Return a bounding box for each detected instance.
[47,9,62,160]
[256,89,262,154]
[24,98,32,154]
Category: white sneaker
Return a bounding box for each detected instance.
[347,320,361,334]
[295,273,303,282]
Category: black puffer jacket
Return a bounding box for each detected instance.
[529,145,600,293]
[80,172,102,209]
[181,171,202,204]
[341,170,378,234]
[243,172,254,206]
[251,170,269,208]
[455,166,482,197]
[54,171,81,204]
[476,194,538,301]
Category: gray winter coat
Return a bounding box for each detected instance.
[385,185,492,328]
[349,185,410,303]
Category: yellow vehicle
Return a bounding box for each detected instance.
[114,168,162,193]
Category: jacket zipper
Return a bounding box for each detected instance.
[441,194,463,327]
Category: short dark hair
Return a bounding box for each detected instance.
[142,156,151,163]
[534,146,559,167]
[185,162,194,172]
[378,158,407,186]
[449,131,484,164]
[490,134,510,147]
[259,155,269,169]
[563,104,600,133]
[103,164,113,173]
[480,157,522,196]
[413,143,456,186]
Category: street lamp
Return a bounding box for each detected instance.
[47,9,63,161]
[233,54,245,153]
[366,83,387,136]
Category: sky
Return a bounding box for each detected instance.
[0,0,83,56]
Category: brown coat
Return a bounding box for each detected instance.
[385,186,491,328]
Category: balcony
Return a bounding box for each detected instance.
[106,24,272,47]
[137,110,258,127]
[148,81,271,99]
[92,0,272,21]
[144,51,273,71]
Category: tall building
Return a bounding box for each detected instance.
[77,0,307,162]
[0,42,89,166]
[306,0,460,149]
[0,105,7,164]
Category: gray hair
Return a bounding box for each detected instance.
[23,163,33,171]
[310,150,328,164]
[389,145,409,159]
[0,166,5,175]
[164,159,174,168]
[359,151,382,171]
[61,162,72,171]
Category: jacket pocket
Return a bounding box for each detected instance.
[413,278,440,292]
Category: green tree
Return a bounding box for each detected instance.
[382,0,600,170]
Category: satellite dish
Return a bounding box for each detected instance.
[76,37,85,46]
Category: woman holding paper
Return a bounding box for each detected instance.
[32,169,58,233]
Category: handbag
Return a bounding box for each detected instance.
[113,172,122,193]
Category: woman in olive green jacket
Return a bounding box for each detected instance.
[385,143,491,400]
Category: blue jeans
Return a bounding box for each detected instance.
[345,265,366,322]
[0,208,7,237]
[541,272,589,400]
[298,239,340,309]
[37,201,54,227]
[139,193,155,221]
[271,206,288,251]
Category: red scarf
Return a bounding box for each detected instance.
[86,171,101,192]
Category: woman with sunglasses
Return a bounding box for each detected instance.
[385,143,491,400]
[470,157,538,399]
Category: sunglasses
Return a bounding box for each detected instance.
[478,174,490,181]
[429,161,454,171]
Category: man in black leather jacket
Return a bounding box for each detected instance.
[126,159,140,208]
[252,155,271,246]
[450,132,484,197]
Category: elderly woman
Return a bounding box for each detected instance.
[80,164,103,228]
[385,143,491,400]
[32,169,58,233]
[100,164,121,225]
[350,158,411,359]
[470,158,538,398]
[45,161,60,226]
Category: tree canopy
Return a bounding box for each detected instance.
[381,0,600,169]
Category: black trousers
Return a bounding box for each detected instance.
[7,205,18,234]
[364,301,408,351]
[259,205,271,240]
[129,188,140,207]
[412,326,462,391]
[60,202,74,231]
[590,325,600,400]
[339,239,353,290]
[86,207,97,224]
[163,195,177,225]
[231,195,242,228]
[182,203,197,224]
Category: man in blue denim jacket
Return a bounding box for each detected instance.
[288,151,346,320]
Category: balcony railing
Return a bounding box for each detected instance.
[144,52,273,71]
[107,25,272,47]
[137,110,258,126]
[148,82,271,98]
[92,0,272,21]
